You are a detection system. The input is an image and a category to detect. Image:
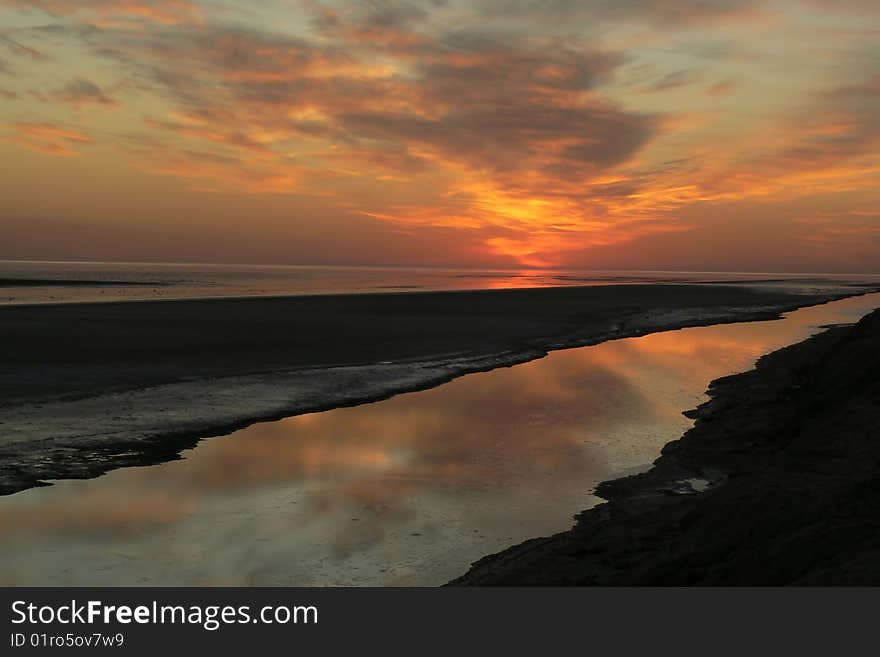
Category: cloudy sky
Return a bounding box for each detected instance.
[0,0,878,271]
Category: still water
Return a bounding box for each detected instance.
[0,294,877,585]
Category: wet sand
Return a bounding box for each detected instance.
[0,284,871,496]
[451,306,880,585]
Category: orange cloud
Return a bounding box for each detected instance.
[706,79,738,96]
[4,0,203,25]
[8,122,92,156]
[36,14,661,260]
[3,0,878,269]
[132,144,303,194]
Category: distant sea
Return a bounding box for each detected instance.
[0,260,877,306]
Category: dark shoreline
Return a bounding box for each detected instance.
[0,284,875,497]
[450,307,880,585]
[0,278,169,287]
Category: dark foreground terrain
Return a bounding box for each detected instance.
[452,308,880,585]
[0,284,871,497]
[0,284,846,404]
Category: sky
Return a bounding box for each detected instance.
[0,0,878,272]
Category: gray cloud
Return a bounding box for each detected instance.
[643,68,701,93]
[471,0,761,26]
[0,33,49,60]
[64,15,658,188]
[52,77,118,106]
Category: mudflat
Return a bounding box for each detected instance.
[0,284,856,404]
[0,284,868,496]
